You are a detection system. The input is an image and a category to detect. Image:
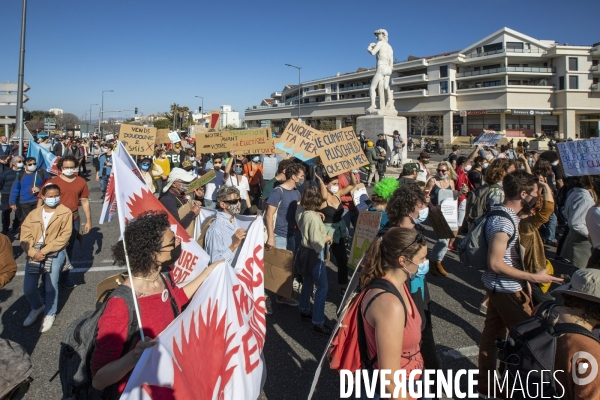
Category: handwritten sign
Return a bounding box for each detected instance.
[119,124,157,156]
[185,170,217,194]
[348,211,382,268]
[474,132,504,146]
[155,129,170,144]
[428,206,455,239]
[275,119,318,161]
[313,127,369,177]
[195,128,273,154]
[351,184,369,211]
[557,138,600,176]
[441,198,458,231]
[168,131,181,143]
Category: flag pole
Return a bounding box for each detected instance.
[113,151,146,342]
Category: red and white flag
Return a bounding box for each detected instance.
[110,151,266,399]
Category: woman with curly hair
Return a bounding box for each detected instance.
[91,211,221,396]
[369,178,399,230]
[359,228,427,398]
[425,161,458,276]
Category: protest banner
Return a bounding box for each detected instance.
[428,207,455,239]
[275,119,319,161]
[195,128,273,154]
[185,169,217,194]
[313,127,369,176]
[474,132,504,146]
[556,137,600,176]
[351,184,369,211]
[262,156,278,180]
[348,211,382,268]
[119,124,157,156]
[155,129,171,144]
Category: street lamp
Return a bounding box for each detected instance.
[285,64,302,122]
[89,103,98,125]
[99,90,114,136]
[16,0,27,155]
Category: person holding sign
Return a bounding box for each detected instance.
[224,151,251,215]
[159,168,200,230]
[425,161,458,276]
[153,149,171,195]
[315,171,357,294]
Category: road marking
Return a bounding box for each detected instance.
[15,265,124,276]
[441,345,479,359]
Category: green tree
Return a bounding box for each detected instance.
[153,119,171,129]
[319,120,336,131]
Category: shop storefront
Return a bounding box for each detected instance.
[461,110,504,136]
[580,115,600,138]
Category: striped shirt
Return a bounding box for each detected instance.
[204,211,241,265]
[482,205,523,293]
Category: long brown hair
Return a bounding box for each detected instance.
[360,228,427,287]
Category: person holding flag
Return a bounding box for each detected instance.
[10,157,51,224]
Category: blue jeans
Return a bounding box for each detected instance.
[99,175,109,195]
[431,238,449,262]
[274,234,297,254]
[59,216,79,284]
[204,199,217,210]
[342,209,359,232]
[299,259,328,325]
[24,250,66,316]
[544,212,557,242]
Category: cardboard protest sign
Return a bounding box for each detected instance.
[262,157,278,180]
[264,247,294,299]
[195,128,273,154]
[275,119,318,161]
[348,211,382,268]
[313,127,369,176]
[351,184,369,211]
[184,170,217,194]
[428,206,455,239]
[474,132,504,146]
[557,138,600,176]
[119,124,157,156]
[155,129,171,144]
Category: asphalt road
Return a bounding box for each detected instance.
[0,160,571,400]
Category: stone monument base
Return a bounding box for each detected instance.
[356,115,408,165]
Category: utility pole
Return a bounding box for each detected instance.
[285,64,302,122]
[99,90,113,136]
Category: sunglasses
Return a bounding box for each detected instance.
[437,169,447,173]
[26,163,36,166]
[398,232,424,255]
[222,198,241,205]
[159,238,180,250]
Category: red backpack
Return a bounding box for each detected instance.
[328,279,406,372]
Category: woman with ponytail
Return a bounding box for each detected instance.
[359,227,427,399]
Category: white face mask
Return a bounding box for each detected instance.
[26,165,36,172]
[16,162,24,168]
[464,165,472,172]
[329,185,339,194]
[551,161,559,166]
[62,168,75,177]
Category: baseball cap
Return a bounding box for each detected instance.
[402,163,421,174]
[553,269,600,304]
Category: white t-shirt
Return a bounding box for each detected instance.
[205,170,224,201]
[586,206,600,249]
[37,209,55,244]
[224,174,250,201]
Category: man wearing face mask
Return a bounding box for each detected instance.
[96,143,113,199]
[10,157,50,224]
[159,168,200,230]
[204,186,247,265]
[0,156,22,234]
[203,156,225,209]
[0,135,15,174]
[415,152,431,184]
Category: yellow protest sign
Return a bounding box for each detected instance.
[313,127,369,177]
[119,124,157,156]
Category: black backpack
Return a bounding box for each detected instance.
[496,301,599,399]
[59,275,179,400]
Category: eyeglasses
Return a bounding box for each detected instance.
[159,238,180,251]
[398,232,424,256]
[222,198,241,205]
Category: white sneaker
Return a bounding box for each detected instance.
[40,315,55,333]
[23,307,44,327]
[276,296,299,306]
[293,278,302,293]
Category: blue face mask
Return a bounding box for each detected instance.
[252,156,260,163]
[44,197,60,207]
[415,259,430,277]
[141,164,150,171]
[412,207,429,224]
[189,157,195,161]
[233,166,243,175]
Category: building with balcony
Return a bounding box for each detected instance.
[245,28,600,142]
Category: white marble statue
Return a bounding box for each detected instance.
[366,29,398,116]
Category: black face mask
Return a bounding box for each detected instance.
[161,242,182,268]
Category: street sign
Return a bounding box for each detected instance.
[0,118,16,124]
[0,105,28,117]
[0,94,29,103]
[44,125,56,130]
[0,83,30,92]
[44,118,56,123]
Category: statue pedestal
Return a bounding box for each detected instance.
[357,115,408,164]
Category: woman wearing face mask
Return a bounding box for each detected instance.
[138,157,162,196]
[20,184,72,333]
[223,150,251,215]
[359,228,427,398]
[91,211,221,396]
[315,171,357,294]
[425,161,458,276]
[296,185,333,335]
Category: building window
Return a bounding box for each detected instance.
[440,65,448,78]
[451,81,455,93]
[351,94,356,98]
[331,83,337,90]
[506,42,524,50]
[569,75,579,89]
[483,42,503,52]
[332,95,338,100]
[593,78,599,84]
[559,76,565,90]
[440,81,448,94]
[569,57,578,71]
[360,93,365,97]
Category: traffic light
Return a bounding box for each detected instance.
[134,107,138,114]
[198,107,202,113]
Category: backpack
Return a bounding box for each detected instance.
[462,183,502,229]
[59,275,179,400]
[0,339,33,399]
[328,279,406,373]
[496,301,600,399]
[457,209,516,268]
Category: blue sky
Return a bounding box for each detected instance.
[1,0,597,120]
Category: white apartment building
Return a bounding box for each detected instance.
[245,28,600,143]
[48,108,63,115]
[191,106,241,128]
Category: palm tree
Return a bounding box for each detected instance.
[179,106,189,129]
[170,103,179,131]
